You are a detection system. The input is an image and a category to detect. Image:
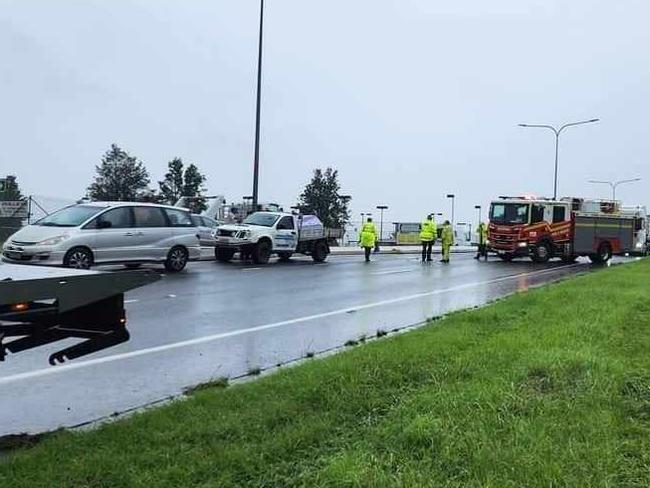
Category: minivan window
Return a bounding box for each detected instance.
[89,207,133,229]
[35,205,105,227]
[134,206,167,228]
[164,208,193,227]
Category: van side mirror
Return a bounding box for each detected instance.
[97,220,112,229]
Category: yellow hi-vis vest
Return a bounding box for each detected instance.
[441,224,454,246]
[478,223,488,244]
[420,220,437,241]
[360,222,378,248]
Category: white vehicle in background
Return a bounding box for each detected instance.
[213,211,330,264]
[621,205,648,255]
[2,202,200,272]
[191,214,219,247]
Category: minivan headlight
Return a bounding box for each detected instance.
[38,235,69,246]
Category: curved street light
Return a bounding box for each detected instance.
[519,118,599,200]
[588,178,641,201]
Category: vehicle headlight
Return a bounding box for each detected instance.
[517,241,528,248]
[239,230,251,239]
[37,235,69,246]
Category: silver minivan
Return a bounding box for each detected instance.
[2,202,200,272]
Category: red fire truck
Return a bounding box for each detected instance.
[487,196,638,263]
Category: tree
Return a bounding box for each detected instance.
[158,158,208,213]
[87,144,150,201]
[0,175,23,202]
[298,167,350,228]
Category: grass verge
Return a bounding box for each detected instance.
[2,260,650,487]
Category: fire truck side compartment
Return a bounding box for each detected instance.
[573,215,634,255]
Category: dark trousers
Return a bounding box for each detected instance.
[476,243,488,260]
[364,247,372,261]
[421,240,433,261]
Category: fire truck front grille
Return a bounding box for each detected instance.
[490,234,516,247]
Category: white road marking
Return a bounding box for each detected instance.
[0,264,582,385]
[371,268,414,275]
[242,267,263,272]
[124,299,139,304]
[166,294,176,298]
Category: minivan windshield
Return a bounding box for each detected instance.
[490,203,530,224]
[242,212,280,227]
[35,205,106,227]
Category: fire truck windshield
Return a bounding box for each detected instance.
[490,203,529,224]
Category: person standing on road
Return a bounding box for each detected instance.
[475,221,488,261]
[360,217,378,262]
[441,220,454,263]
[420,214,437,262]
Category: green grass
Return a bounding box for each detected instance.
[3,260,650,487]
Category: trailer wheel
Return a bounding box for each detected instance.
[252,240,272,264]
[215,247,235,263]
[64,247,94,270]
[311,240,328,262]
[531,241,551,263]
[278,252,293,262]
[164,246,189,272]
[590,242,612,264]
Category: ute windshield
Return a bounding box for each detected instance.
[35,204,106,227]
[490,203,529,224]
[243,212,280,227]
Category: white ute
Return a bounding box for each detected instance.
[213,211,330,264]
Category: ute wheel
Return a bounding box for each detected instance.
[252,240,272,264]
[215,247,235,263]
[164,246,188,272]
[63,247,93,270]
[498,253,514,262]
[589,242,612,264]
[278,252,293,262]
[311,240,329,263]
[531,241,551,263]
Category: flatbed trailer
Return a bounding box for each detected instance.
[0,264,159,364]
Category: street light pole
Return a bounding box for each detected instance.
[588,178,641,201]
[251,0,265,211]
[519,118,599,200]
[474,205,482,223]
[446,194,455,225]
[376,205,388,243]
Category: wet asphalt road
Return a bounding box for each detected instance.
[0,253,618,435]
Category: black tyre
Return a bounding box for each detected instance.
[124,263,142,269]
[164,246,189,272]
[63,247,93,270]
[531,241,551,263]
[215,247,235,263]
[311,240,329,263]
[498,253,514,262]
[589,242,612,264]
[278,252,293,262]
[252,240,272,264]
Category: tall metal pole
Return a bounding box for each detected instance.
[446,194,455,225]
[588,178,641,201]
[519,119,599,200]
[376,205,388,243]
[251,0,264,211]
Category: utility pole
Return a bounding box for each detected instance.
[376,205,388,243]
[588,178,641,201]
[446,194,455,225]
[251,0,265,211]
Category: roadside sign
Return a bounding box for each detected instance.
[0,200,28,218]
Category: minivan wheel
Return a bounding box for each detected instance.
[165,246,188,272]
[64,247,93,270]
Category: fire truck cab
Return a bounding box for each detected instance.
[488,196,637,263]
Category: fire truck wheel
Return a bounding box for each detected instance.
[590,242,612,264]
[531,242,551,263]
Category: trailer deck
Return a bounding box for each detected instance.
[0,263,159,364]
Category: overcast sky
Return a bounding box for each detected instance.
[1,0,649,223]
